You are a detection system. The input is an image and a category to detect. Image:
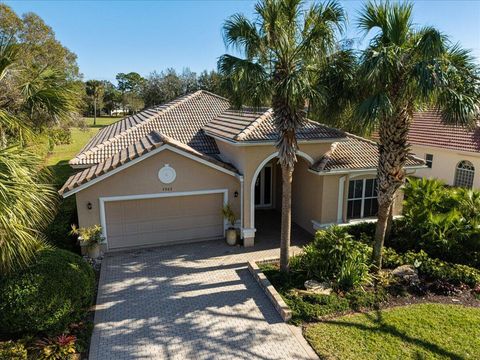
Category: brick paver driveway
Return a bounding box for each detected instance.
[89,230,317,359]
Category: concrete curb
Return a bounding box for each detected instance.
[247,258,292,322]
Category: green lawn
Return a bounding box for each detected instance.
[45,117,120,186]
[304,303,480,360]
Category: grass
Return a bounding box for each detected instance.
[304,303,480,360]
[41,116,120,251]
[45,117,120,187]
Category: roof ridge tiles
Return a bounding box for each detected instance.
[70,91,206,165]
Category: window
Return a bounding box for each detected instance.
[454,160,475,188]
[425,154,433,168]
[347,178,378,219]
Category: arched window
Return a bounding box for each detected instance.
[454,161,475,188]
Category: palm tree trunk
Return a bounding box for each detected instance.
[93,98,97,126]
[280,164,293,272]
[373,107,411,271]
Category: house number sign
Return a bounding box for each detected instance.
[158,164,176,184]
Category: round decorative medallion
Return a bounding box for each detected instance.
[158,164,176,184]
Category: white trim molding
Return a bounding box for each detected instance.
[99,188,229,250]
[309,164,427,176]
[249,151,314,229]
[62,144,241,198]
[337,176,346,223]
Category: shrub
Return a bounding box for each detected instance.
[345,287,389,310]
[34,334,76,360]
[44,197,80,253]
[47,127,72,147]
[402,178,480,267]
[286,293,350,322]
[298,227,372,291]
[0,248,95,336]
[383,248,480,288]
[0,341,28,360]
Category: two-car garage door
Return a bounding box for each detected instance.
[104,193,224,250]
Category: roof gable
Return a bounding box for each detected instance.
[60,131,239,197]
[312,134,425,173]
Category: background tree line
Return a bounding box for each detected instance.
[84,68,226,119]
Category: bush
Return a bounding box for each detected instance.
[44,197,80,253]
[286,293,350,323]
[0,341,27,360]
[383,248,480,288]
[345,287,389,310]
[298,227,372,291]
[47,127,72,147]
[0,248,95,336]
[402,178,480,267]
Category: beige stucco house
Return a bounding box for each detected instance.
[59,91,424,251]
[409,110,480,189]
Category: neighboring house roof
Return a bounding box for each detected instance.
[408,110,480,153]
[59,131,239,196]
[203,108,345,142]
[71,91,230,166]
[312,134,425,173]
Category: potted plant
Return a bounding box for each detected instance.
[70,224,104,259]
[222,204,237,245]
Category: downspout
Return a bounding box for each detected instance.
[239,175,244,238]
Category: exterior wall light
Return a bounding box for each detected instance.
[234,191,239,198]
[87,202,92,210]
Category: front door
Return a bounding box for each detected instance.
[255,164,272,208]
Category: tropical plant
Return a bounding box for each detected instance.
[0,146,57,274]
[34,334,76,360]
[70,224,104,249]
[221,203,237,228]
[218,0,347,271]
[354,1,480,270]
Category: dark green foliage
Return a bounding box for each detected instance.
[260,262,306,292]
[402,178,480,267]
[44,196,79,253]
[0,249,95,336]
[285,293,350,323]
[345,287,388,311]
[0,341,28,360]
[383,248,480,287]
[298,227,372,291]
[47,127,72,146]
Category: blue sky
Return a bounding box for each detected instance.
[5,0,480,83]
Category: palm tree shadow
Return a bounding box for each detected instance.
[321,309,465,360]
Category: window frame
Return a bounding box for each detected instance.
[454,160,475,188]
[347,178,378,220]
[425,154,433,168]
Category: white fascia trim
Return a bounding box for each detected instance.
[206,132,347,146]
[62,144,242,198]
[99,189,229,250]
[70,164,92,170]
[312,215,404,230]
[309,164,427,176]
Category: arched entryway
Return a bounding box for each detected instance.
[250,152,315,244]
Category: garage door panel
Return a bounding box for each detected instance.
[105,193,224,250]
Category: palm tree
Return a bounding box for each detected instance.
[0,38,57,274]
[218,0,346,272]
[85,80,104,125]
[356,1,479,270]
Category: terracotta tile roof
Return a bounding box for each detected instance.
[312,134,425,173]
[70,91,230,166]
[408,110,480,153]
[59,131,239,196]
[203,108,346,142]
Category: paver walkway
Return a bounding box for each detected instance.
[89,221,317,359]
